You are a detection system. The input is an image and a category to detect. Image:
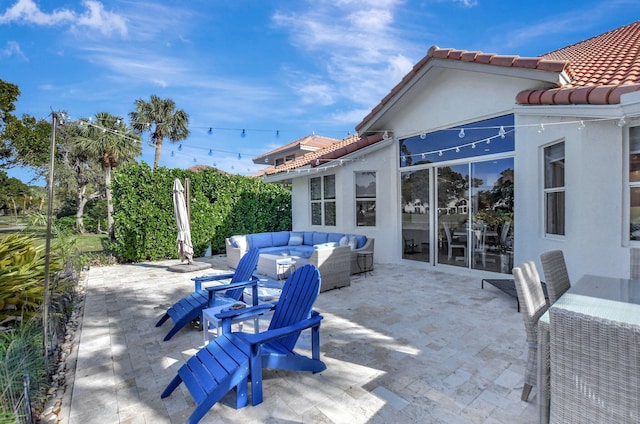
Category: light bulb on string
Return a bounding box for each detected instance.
[237,153,242,160]
[208,149,213,156]
[458,128,465,138]
[498,126,506,138]
[538,123,545,133]
[486,138,491,144]
[208,128,212,135]
[618,117,626,127]
[193,157,197,163]
[471,143,476,149]
[455,147,460,153]
[178,144,182,151]
[171,151,175,157]
[438,151,443,156]
[420,132,426,140]
[421,153,426,159]
[578,120,586,130]
[276,130,280,138]
[241,129,246,138]
[264,157,269,164]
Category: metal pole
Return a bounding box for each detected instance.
[43,112,57,363]
[185,178,191,226]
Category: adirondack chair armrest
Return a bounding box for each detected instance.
[205,276,260,307]
[216,303,276,321]
[241,312,323,346]
[192,272,235,291]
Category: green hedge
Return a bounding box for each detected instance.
[111,163,292,262]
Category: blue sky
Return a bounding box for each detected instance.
[2,0,640,185]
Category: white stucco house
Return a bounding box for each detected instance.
[258,21,640,280]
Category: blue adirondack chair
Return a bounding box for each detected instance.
[161,264,326,423]
[156,248,261,341]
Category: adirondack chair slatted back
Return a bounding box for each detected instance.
[268,264,321,351]
[224,248,260,301]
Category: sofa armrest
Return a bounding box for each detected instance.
[309,245,351,292]
[225,238,245,269]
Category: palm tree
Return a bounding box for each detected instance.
[129,95,189,168]
[74,112,141,239]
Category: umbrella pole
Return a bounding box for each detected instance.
[185,178,191,226]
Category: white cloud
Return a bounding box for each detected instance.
[272,1,419,112]
[1,41,27,60]
[74,1,127,37]
[0,0,127,37]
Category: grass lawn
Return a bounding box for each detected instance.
[74,233,109,253]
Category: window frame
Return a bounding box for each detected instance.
[355,171,377,227]
[542,140,566,237]
[628,126,640,243]
[310,175,336,226]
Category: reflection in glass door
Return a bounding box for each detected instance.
[435,158,514,272]
[437,164,470,268]
[401,158,514,274]
[401,169,430,262]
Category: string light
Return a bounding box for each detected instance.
[618,117,626,127]
[208,149,213,156]
[420,132,426,140]
[458,128,465,138]
[208,128,212,135]
[538,123,545,133]
[499,126,506,138]
[178,144,182,151]
[237,153,242,160]
[241,129,246,138]
[578,120,586,130]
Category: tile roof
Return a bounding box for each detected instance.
[356,45,569,132]
[257,133,379,177]
[264,22,640,177]
[518,21,640,105]
[252,134,340,163]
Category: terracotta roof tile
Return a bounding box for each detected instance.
[252,134,339,162]
[517,21,640,105]
[356,43,573,131]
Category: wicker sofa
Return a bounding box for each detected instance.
[225,231,374,291]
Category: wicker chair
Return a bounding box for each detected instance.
[540,250,570,304]
[513,261,549,401]
[549,307,640,423]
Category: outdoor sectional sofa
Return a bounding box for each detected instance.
[225,231,375,292]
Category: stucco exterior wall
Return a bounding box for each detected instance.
[514,113,629,279]
[290,142,397,262]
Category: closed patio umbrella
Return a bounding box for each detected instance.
[173,178,194,264]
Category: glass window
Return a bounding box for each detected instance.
[399,114,514,167]
[310,176,336,226]
[355,172,376,226]
[544,142,565,236]
[629,127,640,240]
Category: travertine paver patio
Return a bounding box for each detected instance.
[60,255,538,423]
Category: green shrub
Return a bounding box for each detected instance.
[0,233,64,324]
[111,163,291,262]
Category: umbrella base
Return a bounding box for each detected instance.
[167,261,212,273]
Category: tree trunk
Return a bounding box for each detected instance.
[76,184,88,234]
[105,166,115,240]
[153,136,163,168]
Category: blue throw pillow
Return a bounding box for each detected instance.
[288,232,303,246]
[327,233,343,243]
[356,235,367,249]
